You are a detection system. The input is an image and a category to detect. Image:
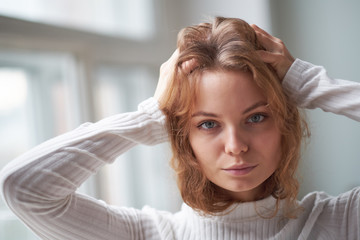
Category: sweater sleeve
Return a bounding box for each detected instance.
[283,60,360,238]
[282,59,360,122]
[0,97,168,240]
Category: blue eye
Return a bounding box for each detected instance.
[247,114,265,123]
[199,121,218,130]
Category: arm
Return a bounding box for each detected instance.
[283,59,360,121]
[252,24,360,122]
[0,98,167,239]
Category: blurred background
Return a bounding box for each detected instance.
[0,0,360,239]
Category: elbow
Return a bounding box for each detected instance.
[0,168,27,212]
[0,163,41,215]
[1,169,68,218]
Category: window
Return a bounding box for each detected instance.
[0,67,35,240]
[93,65,181,211]
[0,50,81,239]
[0,0,155,40]
[0,1,180,238]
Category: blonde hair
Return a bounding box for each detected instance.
[160,17,309,217]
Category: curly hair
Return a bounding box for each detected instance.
[160,17,309,218]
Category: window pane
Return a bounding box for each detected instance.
[0,50,81,239]
[93,65,182,212]
[0,69,31,167]
[0,0,155,40]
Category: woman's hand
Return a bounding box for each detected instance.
[154,49,198,105]
[251,24,295,81]
[154,49,179,104]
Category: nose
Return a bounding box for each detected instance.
[224,128,249,155]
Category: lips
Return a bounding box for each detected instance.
[222,164,257,176]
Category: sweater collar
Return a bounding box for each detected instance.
[181,195,282,222]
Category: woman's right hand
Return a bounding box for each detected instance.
[251,24,295,81]
[154,49,198,105]
[154,49,179,104]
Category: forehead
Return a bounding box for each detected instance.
[193,70,266,111]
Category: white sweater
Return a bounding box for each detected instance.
[1,59,360,239]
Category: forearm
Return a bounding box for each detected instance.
[282,59,360,122]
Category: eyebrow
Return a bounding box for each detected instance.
[243,101,268,114]
[191,111,219,118]
[191,101,268,118]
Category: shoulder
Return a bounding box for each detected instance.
[298,188,360,238]
[300,187,360,209]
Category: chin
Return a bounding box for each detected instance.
[223,183,264,201]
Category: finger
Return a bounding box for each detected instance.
[181,58,198,74]
[256,50,282,64]
[255,31,281,52]
[256,50,293,80]
[251,24,281,43]
[251,25,283,52]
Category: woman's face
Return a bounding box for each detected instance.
[189,70,282,202]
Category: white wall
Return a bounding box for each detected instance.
[163,0,272,38]
[180,0,271,29]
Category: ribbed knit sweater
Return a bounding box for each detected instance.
[1,59,360,239]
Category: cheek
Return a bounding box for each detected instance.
[252,126,282,162]
[189,132,206,161]
[189,131,221,165]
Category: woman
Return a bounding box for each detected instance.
[1,17,360,239]
[159,18,306,219]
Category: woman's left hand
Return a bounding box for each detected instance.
[251,24,295,81]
